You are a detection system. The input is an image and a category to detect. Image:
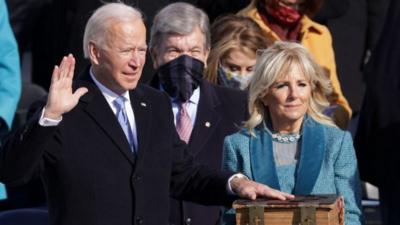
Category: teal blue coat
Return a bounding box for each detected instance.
[0,0,21,133]
[222,117,363,225]
[0,0,21,200]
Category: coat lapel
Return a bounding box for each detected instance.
[78,76,136,165]
[188,81,221,156]
[129,86,152,167]
[294,117,325,194]
[249,125,281,190]
[249,117,325,194]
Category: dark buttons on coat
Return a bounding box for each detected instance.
[185,217,191,225]
[136,216,143,224]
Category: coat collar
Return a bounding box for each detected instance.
[239,5,324,41]
[128,87,151,168]
[76,67,151,166]
[249,116,326,194]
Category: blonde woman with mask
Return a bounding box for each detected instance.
[205,15,269,90]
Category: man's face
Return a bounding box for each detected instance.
[151,26,209,69]
[90,20,147,95]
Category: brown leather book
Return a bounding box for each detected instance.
[233,194,344,225]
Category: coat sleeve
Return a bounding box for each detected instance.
[320,27,352,129]
[334,131,363,225]
[222,135,240,173]
[220,135,242,225]
[0,108,57,187]
[169,127,234,206]
[303,20,352,129]
[165,91,234,206]
[0,0,21,134]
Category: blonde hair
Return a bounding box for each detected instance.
[205,15,270,83]
[244,41,334,135]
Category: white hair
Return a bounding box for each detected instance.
[83,3,143,58]
[149,2,210,50]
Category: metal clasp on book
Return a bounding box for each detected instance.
[299,206,316,225]
[249,205,264,225]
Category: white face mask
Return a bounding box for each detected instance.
[230,72,253,90]
[218,66,253,90]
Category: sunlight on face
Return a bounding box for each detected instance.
[152,26,209,69]
[92,20,147,95]
[262,63,311,132]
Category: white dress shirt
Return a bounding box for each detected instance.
[89,69,138,149]
[170,87,200,126]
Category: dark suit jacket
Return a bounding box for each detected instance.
[151,78,248,225]
[355,0,400,187]
[0,69,234,225]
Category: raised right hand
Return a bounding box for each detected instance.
[44,54,88,119]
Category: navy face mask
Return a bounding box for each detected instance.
[157,55,204,102]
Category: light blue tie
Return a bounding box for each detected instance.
[114,96,136,153]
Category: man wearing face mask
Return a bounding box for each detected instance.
[149,3,249,225]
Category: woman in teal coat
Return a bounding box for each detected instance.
[222,41,362,225]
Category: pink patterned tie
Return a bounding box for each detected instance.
[176,102,193,143]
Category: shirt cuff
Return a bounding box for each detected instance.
[226,173,249,195]
[38,107,62,126]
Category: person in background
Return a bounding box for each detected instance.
[195,0,250,23]
[5,0,187,90]
[205,15,270,90]
[149,3,249,225]
[313,0,390,113]
[355,0,400,224]
[0,0,21,201]
[221,42,362,225]
[0,3,292,225]
[238,0,352,129]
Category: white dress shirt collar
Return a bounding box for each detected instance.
[89,67,131,109]
[169,87,200,126]
[89,67,138,149]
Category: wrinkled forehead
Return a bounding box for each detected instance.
[160,27,207,48]
[104,19,146,46]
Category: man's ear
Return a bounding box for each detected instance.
[88,41,101,65]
